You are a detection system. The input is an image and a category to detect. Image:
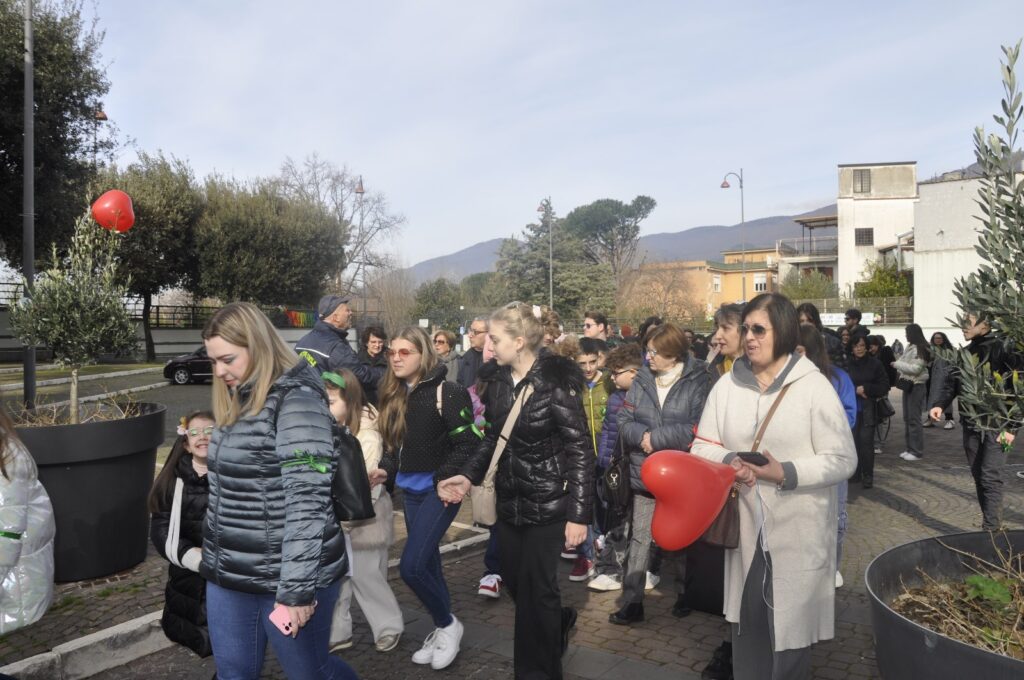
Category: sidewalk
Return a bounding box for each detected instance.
[3,389,1022,678]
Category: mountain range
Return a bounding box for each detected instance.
[407,204,837,285]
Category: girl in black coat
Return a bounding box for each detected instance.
[149,410,214,658]
[442,302,594,680]
[846,336,890,488]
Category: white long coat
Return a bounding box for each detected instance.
[691,354,856,651]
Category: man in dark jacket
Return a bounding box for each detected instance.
[931,314,1019,530]
[294,295,384,394]
[457,317,488,389]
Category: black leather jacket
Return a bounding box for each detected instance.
[200,362,347,605]
[464,354,594,527]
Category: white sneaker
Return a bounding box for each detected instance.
[835,571,844,588]
[587,573,622,592]
[375,632,401,652]
[944,420,955,430]
[900,452,922,461]
[645,572,660,591]
[412,630,438,665]
[430,616,463,670]
[477,573,501,599]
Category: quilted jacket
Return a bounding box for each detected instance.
[200,362,346,605]
[464,354,595,527]
[0,438,55,635]
[617,356,712,493]
[150,453,211,656]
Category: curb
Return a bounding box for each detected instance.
[41,382,168,409]
[0,611,173,680]
[2,535,491,679]
[0,367,162,393]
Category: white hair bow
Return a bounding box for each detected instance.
[532,305,542,320]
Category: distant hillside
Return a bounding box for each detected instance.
[407,205,836,284]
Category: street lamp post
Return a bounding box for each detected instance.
[23,0,35,409]
[720,169,746,302]
[355,176,366,322]
[538,200,552,309]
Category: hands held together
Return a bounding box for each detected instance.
[436,474,472,506]
[730,450,785,487]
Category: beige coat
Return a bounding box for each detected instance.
[691,354,856,651]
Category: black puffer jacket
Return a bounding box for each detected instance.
[150,453,211,657]
[200,362,347,605]
[933,332,1021,430]
[464,354,594,527]
[378,365,478,486]
[618,357,711,493]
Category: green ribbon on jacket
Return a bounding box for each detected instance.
[282,450,332,474]
[449,408,489,440]
[0,530,22,540]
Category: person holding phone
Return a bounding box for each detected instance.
[691,293,856,680]
[200,302,358,680]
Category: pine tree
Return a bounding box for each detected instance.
[945,41,1024,440]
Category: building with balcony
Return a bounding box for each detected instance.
[836,162,918,296]
[776,214,838,283]
[706,247,778,310]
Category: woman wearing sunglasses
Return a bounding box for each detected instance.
[691,293,856,680]
[376,327,480,670]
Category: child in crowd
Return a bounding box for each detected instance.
[566,337,611,580]
[149,410,216,658]
[324,369,404,654]
[588,344,645,592]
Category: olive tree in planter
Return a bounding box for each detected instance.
[9,215,166,581]
[11,214,138,423]
[866,42,1024,679]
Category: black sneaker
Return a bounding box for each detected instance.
[701,640,733,680]
[561,607,577,656]
[671,594,693,618]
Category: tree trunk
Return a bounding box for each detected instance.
[70,367,79,425]
[143,292,156,362]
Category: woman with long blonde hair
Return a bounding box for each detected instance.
[376,326,479,670]
[199,302,357,679]
[441,302,594,680]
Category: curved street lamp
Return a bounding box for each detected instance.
[720,168,746,302]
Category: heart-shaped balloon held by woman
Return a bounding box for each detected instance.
[91,190,135,232]
[640,451,735,550]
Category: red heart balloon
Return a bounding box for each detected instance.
[91,190,136,233]
[641,450,735,550]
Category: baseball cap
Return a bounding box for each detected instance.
[318,294,351,319]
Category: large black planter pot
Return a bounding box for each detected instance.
[865,530,1024,679]
[17,403,166,582]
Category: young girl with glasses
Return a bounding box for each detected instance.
[149,410,216,658]
[377,326,480,670]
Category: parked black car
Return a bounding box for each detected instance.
[164,347,213,385]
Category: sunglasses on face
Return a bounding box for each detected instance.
[583,322,596,329]
[433,339,448,345]
[741,323,772,339]
[387,348,419,359]
[188,426,215,437]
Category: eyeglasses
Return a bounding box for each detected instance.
[583,322,596,329]
[741,323,772,339]
[612,368,638,377]
[468,329,486,336]
[646,348,659,357]
[188,426,214,437]
[386,348,420,359]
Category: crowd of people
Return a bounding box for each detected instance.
[129,293,1020,680]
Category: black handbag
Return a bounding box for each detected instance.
[602,435,632,510]
[896,377,914,392]
[331,426,376,522]
[875,396,896,419]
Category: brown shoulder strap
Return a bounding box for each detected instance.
[752,383,792,451]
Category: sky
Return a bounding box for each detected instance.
[84,0,1024,267]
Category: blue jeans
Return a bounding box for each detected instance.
[483,524,500,575]
[400,489,460,627]
[206,579,358,680]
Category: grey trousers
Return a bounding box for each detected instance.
[330,545,404,644]
[902,383,927,455]
[963,428,1007,530]
[732,543,812,680]
[621,494,685,604]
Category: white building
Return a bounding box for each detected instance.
[835,162,917,296]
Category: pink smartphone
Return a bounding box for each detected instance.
[269,605,294,636]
